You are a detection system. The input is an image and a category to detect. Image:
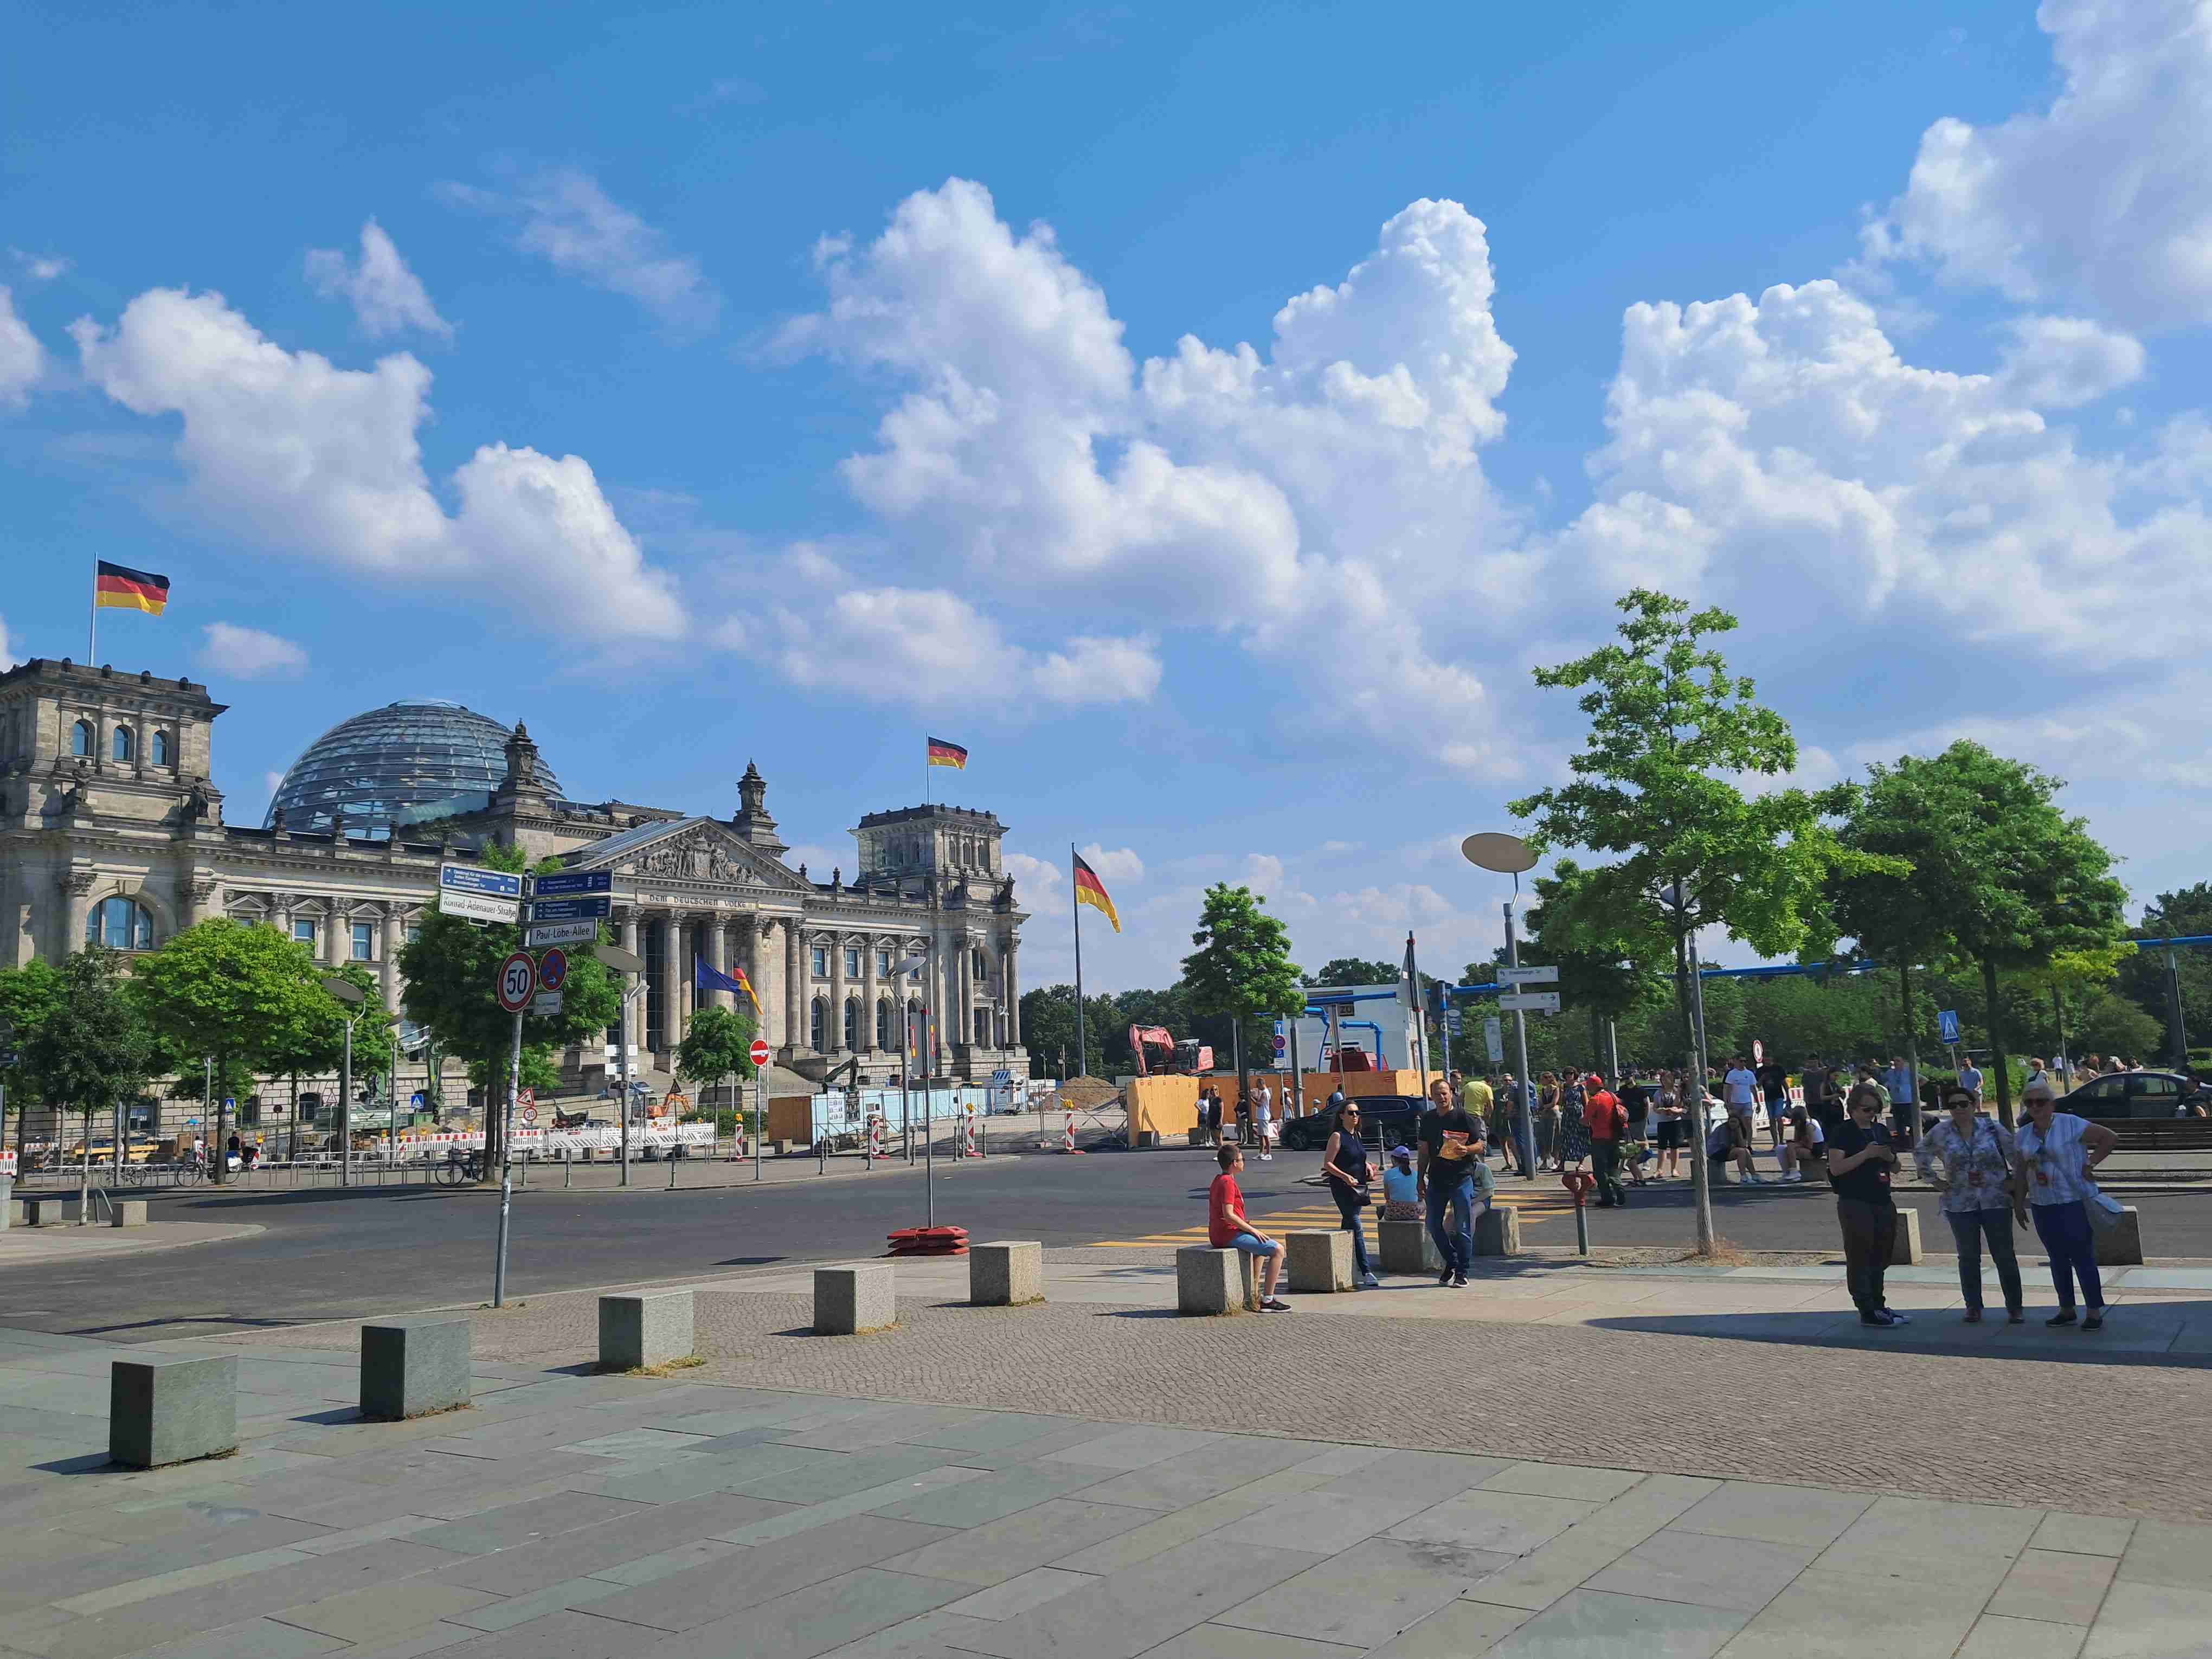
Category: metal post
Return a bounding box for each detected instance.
[1687,929,1716,1253]
[492,876,529,1309]
[618,978,634,1187]
[1502,895,1535,1180]
[1070,845,1085,1083]
[387,1027,398,1176]
[753,1073,762,1182]
[339,1015,353,1189]
[2169,948,2190,1070]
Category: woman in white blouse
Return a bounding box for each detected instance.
[2012,1078,2119,1330]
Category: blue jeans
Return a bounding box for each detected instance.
[2030,1201,2105,1311]
[1330,1185,1372,1277]
[1426,1172,1473,1275]
[1944,1206,2023,1314]
[1227,1232,1279,1258]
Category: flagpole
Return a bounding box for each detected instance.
[88,561,97,664]
[1070,844,1085,1083]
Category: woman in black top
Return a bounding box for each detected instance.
[1322,1104,1379,1286]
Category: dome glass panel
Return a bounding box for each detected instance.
[263,699,561,838]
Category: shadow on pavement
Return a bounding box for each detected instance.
[1591,1303,2212,1368]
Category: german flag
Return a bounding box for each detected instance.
[1073,852,1121,933]
[731,962,762,1018]
[95,561,171,616]
[927,736,968,770]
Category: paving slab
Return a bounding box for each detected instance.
[1486,1587,1749,1657]
[635,1566,965,1659]
[1387,1487,1597,1557]
[876,1497,1151,1587]
[2081,1580,2212,1657]
[1584,1526,1817,1612]
[1217,1533,1513,1649]
[1988,1546,2120,1626]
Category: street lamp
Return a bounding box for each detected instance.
[1462,833,1540,1181]
[321,977,365,1189]
[597,943,646,1186]
[1654,879,1717,1254]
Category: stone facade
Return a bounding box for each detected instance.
[0,657,1027,1096]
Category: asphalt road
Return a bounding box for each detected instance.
[5,1148,2208,1341]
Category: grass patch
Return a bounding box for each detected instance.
[602,1354,708,1378]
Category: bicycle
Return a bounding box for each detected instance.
[434,1152,485,1187]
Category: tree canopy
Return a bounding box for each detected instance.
[676,1005,759,1112]
[1309,958,1397,987]
[23,948,150,1152]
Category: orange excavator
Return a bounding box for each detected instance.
[1129,1025,1214,1077]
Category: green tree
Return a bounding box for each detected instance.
[397,843,621,1174]
[1308,958,1397,988]
[0,959,64,1161]
[1510,589,1895,1250]
[1522,858,1671,1065]
[24,948,152,1186]
[134,919,329,1182]
[1018,985,1113,1079]
[1182,884,1305,1108]
[676,1004,759,1115]
[1827,743,2125,1124]
[2119,884,2212,1064]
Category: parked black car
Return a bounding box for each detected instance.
[2064,1070,2210,1120]
[1277,1095,1427,1154]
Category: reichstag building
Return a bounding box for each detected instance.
[0,656,1030,1091]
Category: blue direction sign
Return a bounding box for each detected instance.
[530,895,612,922]
[440,865,523,898]
[533,870,612,898]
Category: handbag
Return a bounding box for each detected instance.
[2082,1184,2125,1232]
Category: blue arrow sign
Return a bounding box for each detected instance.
[533,870,612,898]
[440,864,523,898]
[530,895,612,922]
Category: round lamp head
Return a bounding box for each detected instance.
[1461,832,1537,874]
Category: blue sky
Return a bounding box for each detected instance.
[6,1,2210,990]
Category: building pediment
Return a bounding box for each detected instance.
[567,816,810,893]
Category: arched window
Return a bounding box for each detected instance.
[876,998,893,1049]
[843,996,861,1050]
[809,995,827,1051]
[86,896,153,951]
[150,730,172,767]
[72,720,94,758]
[112,726,133,763]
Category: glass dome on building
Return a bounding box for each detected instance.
[263,699,562,838]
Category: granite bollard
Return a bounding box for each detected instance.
[814,1264,896,1334]
[1175,1245,1258,1314]
[1285,1230,1353,1293]
[2094,1206,2144,1267]
[1378,1218,1440,1274]
[970,1241,1044,1306]
[110,1354,236,1468]
[361,1316,472,1420]
[1473,1205,1522,1257]
[1889,1207,1924,1266]
[599,1291,696,1369]
[108,1199,147,1227]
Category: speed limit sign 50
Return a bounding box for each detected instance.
[496,951,536,1013]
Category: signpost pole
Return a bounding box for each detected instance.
[1503,893,1535,1181]
[388,1027,398,1174]
[339,1013,353,1189]
[492,879,531,1310]
[619,980,633,1188]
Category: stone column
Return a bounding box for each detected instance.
[188,876,220,929]
[742,916,767,1041]
[65,870,95,954]
[1005,937,1020,1044]
[658,909,681,1053]
[958,937,974,1053]
[269,894,293,941]
[785,918,806,1053]
[322,907,345,967]
[704,913,728,1012]
[676,918,694,1035]
[860,936,879,1053]
[132,714,149,776]
[828,931,847,1054]
[381,910,403,1013]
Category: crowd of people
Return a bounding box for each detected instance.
[1203,1057,2133,1332]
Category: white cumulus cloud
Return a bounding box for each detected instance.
[1547,278,2212,643]
[0,285,43,408]
[10,250,69,282]
[1867,0,2212,329]
[442,170,719,331]
[72,287,684,641]
[1997,314,2144,408]
[306,220,453,339]
[782,181,1523,772]
[198,622,308,681]
[1078,844,1144,884]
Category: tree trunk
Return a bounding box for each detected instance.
[288,1072,299,1162]
[1898,963,1921,1146]
[1673,925,1715,1255]
[212,1054,228,1185]
[1980,957,2014,1127]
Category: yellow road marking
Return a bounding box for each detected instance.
[1087,1199,1567,1248]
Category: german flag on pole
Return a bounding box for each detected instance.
[95,561,171,616]
[927,736,968,770]
[1073,851,1121,933]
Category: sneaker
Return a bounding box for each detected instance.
[1259,1153,1273,1162]
[2082,1311,2105,1331]
[1438,1269,1455,1287]
[1783,1172,1803,1183]
[2007,1309,2025,1324]
[1884,1309,1912,1325]
[2046,1310,2078,1327]
[1451,1272,1469,1288]
[1259,1297,1290,1312]
[1359,1272,1380,1288]
[1859,1309,1898,1327]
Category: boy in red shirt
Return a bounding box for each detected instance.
[1208,1145,1288,1310]
[1585,1077,1629,1208]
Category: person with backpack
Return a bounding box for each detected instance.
[1585,1078,1629,1207]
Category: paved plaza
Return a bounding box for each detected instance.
[1,1247,2209,1658]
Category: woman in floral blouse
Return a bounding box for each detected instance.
[1913,1085,2023,1323]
